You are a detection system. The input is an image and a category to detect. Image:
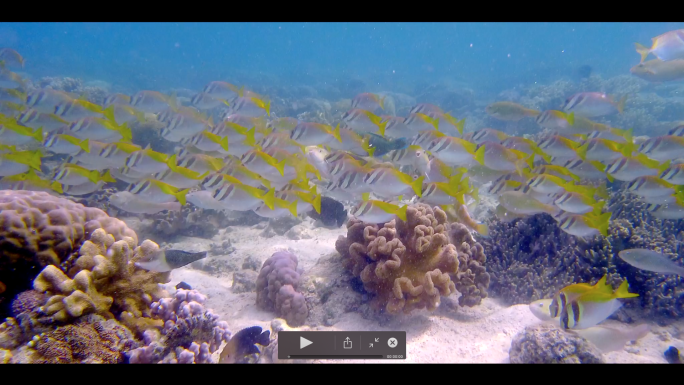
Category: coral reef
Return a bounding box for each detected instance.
[334,203,489,315]
[509,324,604,363]
[13,314,138,363]
[32,228,169,328]
[126,289,231,363]
[480,187,684,322]
[256,251,309,326]
[0,190,137,318]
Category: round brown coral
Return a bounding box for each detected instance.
[0,190,137,317]
[336,203,489,315]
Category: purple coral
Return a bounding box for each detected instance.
[256,251,309,326]
[127,289,231,363]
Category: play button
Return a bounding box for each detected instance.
[300,336,313,349]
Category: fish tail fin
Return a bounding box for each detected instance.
[237,86,245,97]
[565,112,575,126]
[617,95,628,114]
[473,144,486,166]
[174,188,190,206]
[377,120,388,136]
[119,122,133,142]
[103,105,117,123]
[243,126,256,146]
[592,212,611,237]
[79,138,90,153]
[378,95,386,110]
[615,279,639,298]
[475,223,490,237]
[102,170,116,183]
[87,170,100,184]
[595,182,609,200]
[395,204,408,221]
[410,175,425,197]
[455,118,465,136]
[471,186,481,205]
[576,143,588,161]
[264,100,271,117]
[312,192,322,214]
[634,42,650,63]
[166,153,178,171]
[32,127,43,143]
[51,181,63,194]
[220,136,229,152]
[276,198,298,217]
[260,188,277,210]
[28,150,42,171]
[272,159,286,176]
[332,123,342,143]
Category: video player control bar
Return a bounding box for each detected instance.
[278,331,406,359]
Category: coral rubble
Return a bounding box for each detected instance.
[509,323,604,364]
[334,203,489,315]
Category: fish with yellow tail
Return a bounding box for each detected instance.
[342,108,388,136]
[129,90,173,114]
[426,135,484,167]
[558,212,611,238]
[43,132,90,155]
[0,169,63,194]
[362,166,425,198]
[230,96,270,117]
[576,138,634,162]
[126,179,190,205]
[219,326,270,364]
[351,92,386,112]
[0,48,24,68]
[135,248,208,272]
[498,191,561,216]
[637,135,684,162]
[627,175,684,198]
[211,174,278,211]
[535,110,575,130]
[420,173,472,206]
[475,141,534,173]
[631,59,684,82]
[561,92,627,118]
[69,117,132,142]
[109,191,181,214]
[605,154,669,182]
[289,122,342,146]
[536,135,581,158]
[52,163,114,186]
[0,121,42,146]
[445,203,489,237]
[554,189,605,215]
[154,166,209,190]
[660,163,684,185]
[559,279,639,330]
[466,128,510,144]
[635,29,684,63]
[351,197,408,223]
[485,101,540,121]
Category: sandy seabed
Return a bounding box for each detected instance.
[146,219,683,364]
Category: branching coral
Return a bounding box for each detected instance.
[481,187,684,321]
[334,203,489,315]
[32,228,170,329]
[127,289,231,363]
[0,190,137,318]
[256,251,309,326]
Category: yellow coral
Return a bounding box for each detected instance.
[33,228,169,330]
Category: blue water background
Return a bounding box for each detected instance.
[2,22,683,94]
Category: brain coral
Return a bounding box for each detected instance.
[0,190,137,317]
[335,203,489,315]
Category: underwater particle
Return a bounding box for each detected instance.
[219,325,271,363]
[175,281,192,290]
[664,346,681,363]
